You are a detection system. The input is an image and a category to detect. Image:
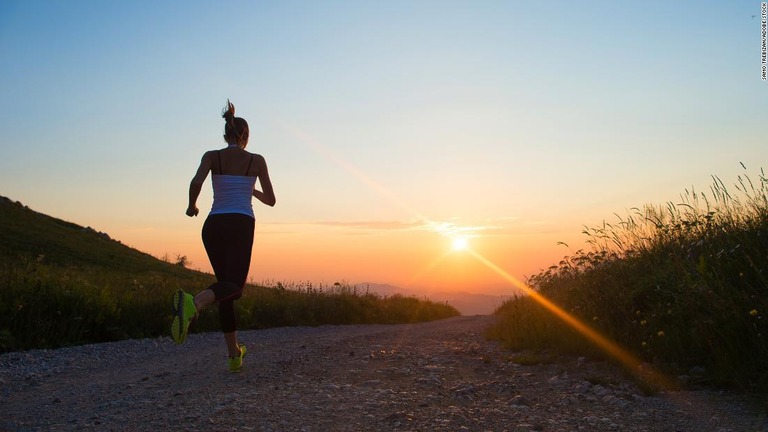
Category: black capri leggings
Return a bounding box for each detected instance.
[202,213,255,333]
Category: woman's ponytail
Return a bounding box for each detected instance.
[221,99,249,146]
[222,99,236,127]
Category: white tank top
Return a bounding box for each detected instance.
[210,175,257,218]
[209,149,257,218]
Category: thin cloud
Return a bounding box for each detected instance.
[256,220,425,234]
[257,217,546,237]
[314,220,424,230]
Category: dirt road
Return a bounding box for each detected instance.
[1,316,765,431]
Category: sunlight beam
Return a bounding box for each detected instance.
[466,248,673,389]
[405,249,452,286]
[286,125,432,224]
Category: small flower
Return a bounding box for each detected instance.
[657,331,665,337]
[640,320,647,326]
[641,342,647,347]
[750,309,759,317]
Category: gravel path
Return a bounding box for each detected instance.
[1,315,766,431]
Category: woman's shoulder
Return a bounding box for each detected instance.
[201,149,226,159]
[194,150,215,165]
[246,151,266,161]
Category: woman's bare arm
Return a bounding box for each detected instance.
[187,152,213,217]
[252,155,276,207]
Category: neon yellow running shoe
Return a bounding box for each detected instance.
[228,344,247,372]
[171,289,198,344]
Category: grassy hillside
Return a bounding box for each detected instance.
[487,167,768,393]
[0,197,197,275]
[0,197,459,352]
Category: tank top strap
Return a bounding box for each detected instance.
[216,150,223,175]
[245,154,254,176]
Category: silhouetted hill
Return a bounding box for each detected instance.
[0,195,197,277]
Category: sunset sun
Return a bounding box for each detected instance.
[451,237,468,251]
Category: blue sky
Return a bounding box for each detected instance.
[0,1,765,290]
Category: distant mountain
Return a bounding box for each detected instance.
[421,291,512,316]
[356,282,513,315]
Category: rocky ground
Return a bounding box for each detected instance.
[1,315,766,431]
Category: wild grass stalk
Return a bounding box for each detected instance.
[488,165,768,392]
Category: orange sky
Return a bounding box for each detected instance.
[111,213,586,296]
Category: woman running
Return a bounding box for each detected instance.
[172,99,276,372]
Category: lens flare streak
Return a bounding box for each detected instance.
[286,125,430,222]
[466,248,672,388]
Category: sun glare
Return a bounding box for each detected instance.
[290,122,673,392]
[452,237,468,251]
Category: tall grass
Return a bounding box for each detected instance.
[488,165,768,392]
[0,257,197,351]
[194,281,460,332]
[0,260,459,353]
